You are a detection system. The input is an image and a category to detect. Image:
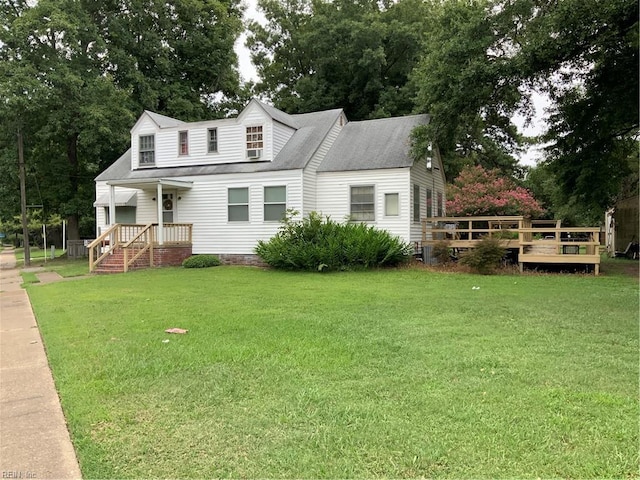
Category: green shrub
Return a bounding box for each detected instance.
[182,254,221,268]
[255,211,413,271]
[432,240,453,264]
[459,236,506,274]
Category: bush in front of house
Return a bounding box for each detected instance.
[255,211,413,271]
[432,240,454,264]
[182,254,221,268]
[459,236,506,274]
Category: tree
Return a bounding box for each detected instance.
[412,0,527,180]
[247,0,429,120]
[0,0,245,239]
[447,165,545,217]
[90,0,245,121]
[413,0,639,222]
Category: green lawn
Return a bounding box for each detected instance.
[27,265,638,478]
[13,247,90,285]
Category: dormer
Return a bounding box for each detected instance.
[130,111,187,169]
[236,99,298,162]
[129,100,299,171]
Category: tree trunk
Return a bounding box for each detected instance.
[66,133,81,240]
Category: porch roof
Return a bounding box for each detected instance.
[106,178,194,191]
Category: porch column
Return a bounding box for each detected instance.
[108,184,116,225]
[156,182,164,245]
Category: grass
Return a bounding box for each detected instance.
[27,265,638,478]
[12,247,90,285]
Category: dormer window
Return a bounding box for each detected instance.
[246,126,263,159]
[179,131,188,156]
[246,126,263,149]
[139,135,155,166]
[208,128,218,153]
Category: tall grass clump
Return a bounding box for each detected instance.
[255,211,412,271]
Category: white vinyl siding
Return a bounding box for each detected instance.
[301,115,343,216]
[166,170,302,255]
[410,150,446,241]
[316,168,411,242]
[272,122,296,157]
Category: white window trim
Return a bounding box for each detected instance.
[208,128,218,153]
[246,125,264,150]
[228,187,250,223]
[178,131,189,156]
[413,184,420,223]
[139,134,155,167]
[384,192,400,217]
[350,184,375,222]
[264,185,287,222]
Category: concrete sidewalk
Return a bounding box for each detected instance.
[0,249,82,479]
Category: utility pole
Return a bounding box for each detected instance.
[18,126,30,266]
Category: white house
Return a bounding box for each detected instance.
[94,99,446,266]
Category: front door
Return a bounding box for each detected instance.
[162,192,175,223]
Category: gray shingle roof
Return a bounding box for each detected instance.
[144,111,186,128]
[255,101,299,129]
[317,114,429,172]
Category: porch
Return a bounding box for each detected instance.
[421,216,602,275]
[88,223,193,273]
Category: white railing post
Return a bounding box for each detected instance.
[157,183,164,245]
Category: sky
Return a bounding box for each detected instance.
[234,0,547,167]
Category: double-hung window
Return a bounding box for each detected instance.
[208,128,218,153]
[264,186,286,221]
[426,188,433,218]
[437,192,443,217]
[139,135,155,166]
[228,188,249,222]
[413,184,420,222]
[178,131,188,155]
[246,126,263,149]
[350,185,374,221]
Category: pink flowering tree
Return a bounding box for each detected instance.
[447,165,545,217]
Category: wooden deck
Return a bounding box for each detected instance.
[421,216,602,274]
[88,223,193,273]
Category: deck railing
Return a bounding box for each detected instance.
[420,216,602,274]
[88,223,193,272]
[151,223,193,244]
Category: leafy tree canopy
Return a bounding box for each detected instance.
[414,0,638,221]
[247,0,429,120]
[0,0,245,238]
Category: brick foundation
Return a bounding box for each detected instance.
[154,245,193,267]
[216,253,267,267]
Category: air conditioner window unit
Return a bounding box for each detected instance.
[247,149,262,159]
